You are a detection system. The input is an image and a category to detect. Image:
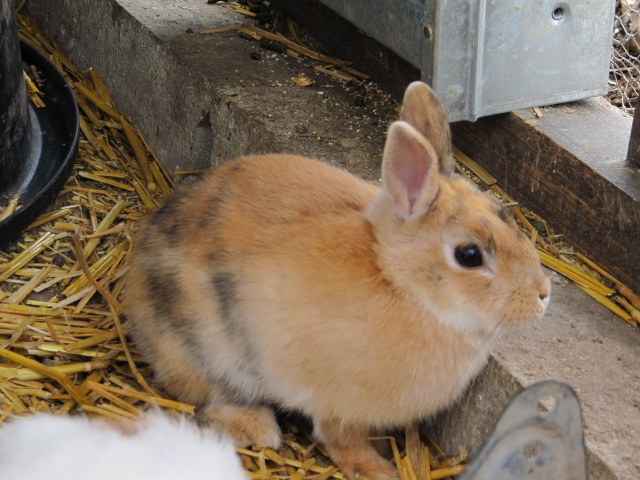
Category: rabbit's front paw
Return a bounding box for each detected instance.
[201,404,282,449]
[334,449,398,480]
[317,419,398,480]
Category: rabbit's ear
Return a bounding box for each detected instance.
[400,82,455,175]
[382,121,440,220]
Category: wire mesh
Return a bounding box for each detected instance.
[610,0,640,113]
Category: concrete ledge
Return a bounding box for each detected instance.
[26,0,394,180]
[24,1,640,478]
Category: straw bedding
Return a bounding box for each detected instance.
[0,8,637,480]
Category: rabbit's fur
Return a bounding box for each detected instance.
[0,412,247,480]
[125,82,550,480]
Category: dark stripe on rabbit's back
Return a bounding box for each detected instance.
[145,266,188,334]
[151,193,185,240]
[151,166,234,241]
[212,272,238,321]
[210,271,259,370]
[140,265,263,405]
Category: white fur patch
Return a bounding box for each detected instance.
[0,413,247,480]
[428,303,492,334]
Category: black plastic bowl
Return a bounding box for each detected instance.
[0,40,79,247]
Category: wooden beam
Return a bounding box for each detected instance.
[627,100,640,169]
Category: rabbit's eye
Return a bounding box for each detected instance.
[454,245,483,268]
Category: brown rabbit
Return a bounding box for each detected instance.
[125,82,550,480]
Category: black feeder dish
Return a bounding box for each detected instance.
[0,0,79,246]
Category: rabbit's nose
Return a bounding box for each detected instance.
[538,281,551,309]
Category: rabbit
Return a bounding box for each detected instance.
[124,81,551,480]
[0,411,247,480]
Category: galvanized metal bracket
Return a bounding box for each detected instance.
[318,0,615,121]
[458,380,588,480]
